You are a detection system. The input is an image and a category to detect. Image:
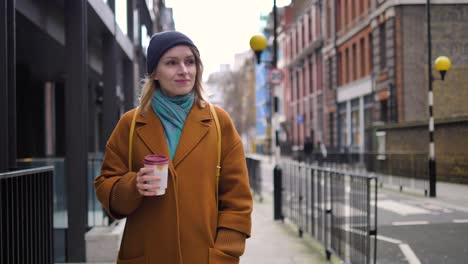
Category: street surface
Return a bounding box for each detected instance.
[376,188,468,264]
[250,154,468,264]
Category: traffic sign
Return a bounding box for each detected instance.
[296,114,304,124]
[268,68,284,85]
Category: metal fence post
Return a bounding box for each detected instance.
[273,165,283,220]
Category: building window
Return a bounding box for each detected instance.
[296,69,300,99]
[338,103,347,148]
[290,69,294,100]
[352,43,357,81]
[338,52,342,86]
[344,0,348,26]
[289,103,296,144]
[329,112,335,148]
[297,101,301,144]
[301,64,307,97]
[309,57,314,94]
[290,33,294,57]
[309,13,313,42]
[351,98,360,148]
[380,99,388,122]
[369,33,373,72]
[290,104,294,128]
[379,23,387,69]
[309,96,314,138]
[302,20,306,48]
[296,30,299,55]
[364,95,373,129]
[345,48,349,84]
[336,0,341,32]
[327,58,333,90]
[317,94,323,140]
[360,37,365,77]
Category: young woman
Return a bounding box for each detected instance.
[94,31,252,264]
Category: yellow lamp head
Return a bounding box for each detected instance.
[249,35,268,64]
[434,56,451,72]
[434,56,451,81]
[249,35,268,51]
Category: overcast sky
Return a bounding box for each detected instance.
[116,0,291,79]
[165,0,290,79]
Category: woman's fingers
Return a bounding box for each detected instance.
[137,183,160,196]
[136,168,162,196]
[138,175,161,183]
[137,182,160,191]
[138,167,154,175]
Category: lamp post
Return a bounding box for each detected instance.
[250,0,284,220]
[249,0,279,157]
[426,0,452,198]
[427,53,451,197]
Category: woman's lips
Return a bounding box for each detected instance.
[175,80,189,84]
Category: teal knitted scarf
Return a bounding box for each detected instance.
[152,89,194,160]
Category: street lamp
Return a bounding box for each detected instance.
[250,35,268,64]
[249,0,279,157]
[249,0,283,220]
[427,55,451,197]
[426,0,453,197]
[434,56,451,80]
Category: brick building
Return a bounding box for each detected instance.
[277,0,468,181]
[281,0,325,152]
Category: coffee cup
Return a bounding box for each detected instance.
[143,154,169,195]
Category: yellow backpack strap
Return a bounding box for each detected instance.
[209,103,222,207]
[128,108,138,172]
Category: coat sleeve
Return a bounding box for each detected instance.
[215,107,253,238]
[94,109,143,220]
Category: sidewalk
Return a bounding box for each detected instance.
[241,194,331,264]
[79,194,329,264]
[433,181,468,211]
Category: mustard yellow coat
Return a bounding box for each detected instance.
[94,104,253,264]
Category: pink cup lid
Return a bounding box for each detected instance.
[143,154,169,165]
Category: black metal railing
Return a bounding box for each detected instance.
[88,153,106,226]
[17,154,106,228]
[279,160,377,264]
[246,157,263,201]
[16,154,105,262]
[0,166,54,264]
[299,152,429,195]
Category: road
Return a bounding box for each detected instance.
[251,156,468,264]
[376,188,468,264]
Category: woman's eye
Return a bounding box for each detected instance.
[185,59,195,65]
[166,60,176,65]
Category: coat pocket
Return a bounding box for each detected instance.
[209,247,239,264]
[117,254,146,264]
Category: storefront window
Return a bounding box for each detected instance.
[338,103,347,148]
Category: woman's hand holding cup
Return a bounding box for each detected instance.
[136,167,161,196]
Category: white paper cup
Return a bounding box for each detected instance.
[143,154,169,196]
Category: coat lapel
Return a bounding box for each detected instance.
[135,109,170,159]
[172,104,212,168]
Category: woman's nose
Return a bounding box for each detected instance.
[178,63,188,74]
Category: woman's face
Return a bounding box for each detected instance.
[154,45,196,97]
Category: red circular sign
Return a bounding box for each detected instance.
[268,68,284,85]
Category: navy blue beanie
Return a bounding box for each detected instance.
[146,31,198,74]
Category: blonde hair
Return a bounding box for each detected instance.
[139,46,206,113]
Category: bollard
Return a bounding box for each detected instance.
[273,165,283,220]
